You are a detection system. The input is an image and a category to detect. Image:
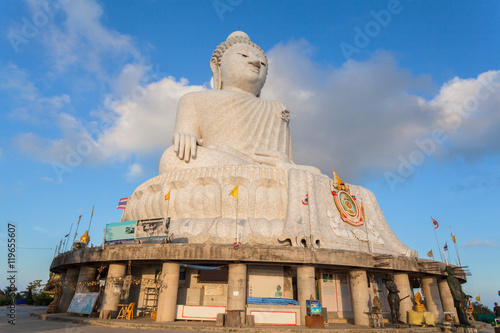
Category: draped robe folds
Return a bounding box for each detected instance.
[160,90,293,172]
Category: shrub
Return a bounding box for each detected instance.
[34,293,53,306]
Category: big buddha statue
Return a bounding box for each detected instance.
[121,31,416,257]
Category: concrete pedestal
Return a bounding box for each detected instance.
[421,276,444,323]
[394,273,412,323]
[76,266,97,293]
[100,263,126,319]
[438,278,459,323]
[349,269,369,326]
[297,265,316,326]
[156,262,180,322]
[57,267,80,313]
[227,263,247,325]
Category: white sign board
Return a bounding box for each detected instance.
[67,292,100,314]
[248,265,284,298]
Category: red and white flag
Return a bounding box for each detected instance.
[117,198,128,209]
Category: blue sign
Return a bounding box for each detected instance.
[306,300,321,316]
[105,220,136,243]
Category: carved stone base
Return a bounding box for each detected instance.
[121,165,416,256]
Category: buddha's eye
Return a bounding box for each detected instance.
[238,53,248,58]
[260,62,266,66]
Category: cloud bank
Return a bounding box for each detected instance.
[6,1,500,185]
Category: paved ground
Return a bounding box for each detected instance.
[0,305,497,333]
[1,305,212,333]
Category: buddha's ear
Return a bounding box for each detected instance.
[210,59,222,90]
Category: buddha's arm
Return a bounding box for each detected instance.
[172,94,201,162]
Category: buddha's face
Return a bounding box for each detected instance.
[220,44,267,95]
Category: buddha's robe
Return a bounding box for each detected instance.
[160,90,293,173]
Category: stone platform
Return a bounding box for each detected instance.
[30,308,456,332]
[50,243,459,279]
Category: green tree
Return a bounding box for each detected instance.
[472,302,494,316]
[24,280,43,305]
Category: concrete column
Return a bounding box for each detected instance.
[349,269,370,326]
[76,266,97,293]
[297,265,316,326]
[156,262,180,322]
[394,273,412,324]
[438,278,458,323]
[421,276,444,323]
[100,263,127,319]
[57,267,80,313]
[227,263,247,311]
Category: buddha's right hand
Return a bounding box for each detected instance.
[173,132,198,162]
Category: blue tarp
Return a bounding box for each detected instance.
[247,297,299,305]
[180,264,221,270]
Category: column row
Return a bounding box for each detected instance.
[55,264,458,326]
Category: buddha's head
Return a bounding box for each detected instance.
[211,31,268,96]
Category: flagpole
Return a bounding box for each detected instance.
[450,226,463,267]
[442,246,448,265]
[446,245,451,264]
[88,205,95,233]
[73,215,82,244]
[236,195,239,244]
[61,236,67,254]
[456,246,462,267]
[63,223,73,252]
[433,223,443,262]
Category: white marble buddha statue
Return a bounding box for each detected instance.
[120,31,416,257]
[159,31,299,173]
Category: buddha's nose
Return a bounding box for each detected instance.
[248,55,261,68]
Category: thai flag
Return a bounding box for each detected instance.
[117,198,128,209]
[431,217,439,229]
[234,242,241,250]
[302,193,309,205]
[443,242,448,251]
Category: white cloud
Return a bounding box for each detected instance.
[98,77,205,156]
[432,70,500,160]
[126,163,145,182]
[41,176,56,182]
[262,41,500,182]
[27,0,142,78]
[0,64,71,123]
[262,43,437,181]
[462,238,497,248]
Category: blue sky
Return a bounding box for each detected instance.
[1,0,499,308]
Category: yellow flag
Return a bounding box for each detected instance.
[452,235,456,243]
[165,189,171,201]
[229,185,238,198]
[427,250,433,258]
[476,296,481,302]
